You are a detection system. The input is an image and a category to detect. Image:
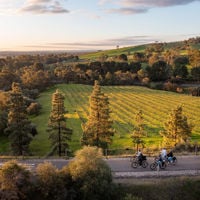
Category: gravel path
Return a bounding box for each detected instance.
[113,169,200,178]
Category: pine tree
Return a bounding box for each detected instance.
[47,89,72,157]
[4,82,33,155]
[132,110,145,151]
[81,80,114,149]
[160,105,192,147]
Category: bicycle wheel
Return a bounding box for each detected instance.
[142,160,148,168]
[150,162,157,170]
[131,161,138,168]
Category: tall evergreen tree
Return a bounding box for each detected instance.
[160,105,192,147]
[132,110,145,152]
[4,82,33,155]
[81,80,114,149]
[47,89,72,157]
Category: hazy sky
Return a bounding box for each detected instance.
[0,0,200,51]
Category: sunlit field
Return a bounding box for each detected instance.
[28,84,200,156]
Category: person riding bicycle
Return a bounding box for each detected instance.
[136,149,144,165]
[158,148,167,166]
[167,150,174,163]
[161,148,167,159]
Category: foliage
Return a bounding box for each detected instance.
[82,80,114,149]
[35,162,67,200]
[21,66,51,91]
[188,49,200,67]
[132,110,146,151]
[0,160,31,200]
[191,66,200,81]
[47,89,72,156]
[173,65,188,79]
[4,82,35,155]
[67,146,114,200]
[160,105,193,147]
[146,60,170,81]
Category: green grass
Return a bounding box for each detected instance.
[31,84,200,155]
[2,84,200,156]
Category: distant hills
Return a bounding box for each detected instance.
[80,36,200,60]
[1,36,199,59]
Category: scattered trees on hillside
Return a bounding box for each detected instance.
[160,105,192,147]
[47,89,72,157]
[81,80,114,149]
[4,82,36,155]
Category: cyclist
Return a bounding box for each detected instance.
[136,149,143,165]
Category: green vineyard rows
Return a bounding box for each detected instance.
[25,84,200,156]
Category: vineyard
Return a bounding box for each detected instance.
[29,84,200,156]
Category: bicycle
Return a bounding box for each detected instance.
[131,156,148,168]
[150,157,167,170]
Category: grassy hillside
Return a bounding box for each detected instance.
[26,84,200,156]
[79,39,200,61]
[79,45,146,60]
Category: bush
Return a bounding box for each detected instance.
[35,162,67,200]
[67,146,115,200]
[0,160,31,200]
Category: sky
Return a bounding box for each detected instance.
[0,0,200,51]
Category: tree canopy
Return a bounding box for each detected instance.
[4,82,34,155]
[81,80,114,149]
[47,89,72,156]
[160,105,192,147]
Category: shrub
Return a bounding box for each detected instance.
[0,160,31,200]
[35,162,67,200]
[67,146,115,200]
